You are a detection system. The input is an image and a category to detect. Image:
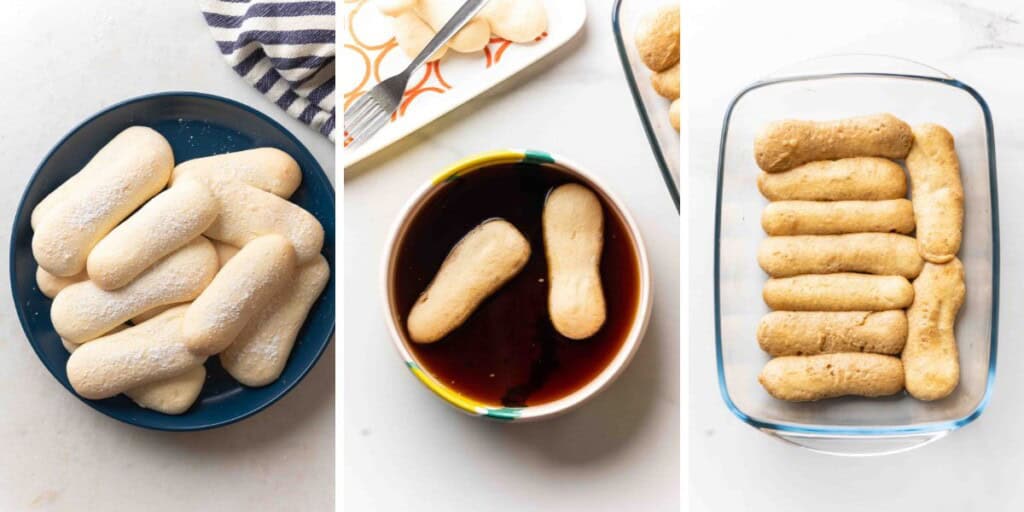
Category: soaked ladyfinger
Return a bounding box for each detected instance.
[763,273,914,311]
[757,233,923,279]
[761,199,915,236]
[906,123,964,263]
[544,184,607,340]
[759,353,905,401]
[903,259,966,401]
[407,220,530,344]
[757,311,907,357]
[757,157,907,201]
[754,114,913,173]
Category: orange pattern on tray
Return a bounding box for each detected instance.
[343,0,549,147]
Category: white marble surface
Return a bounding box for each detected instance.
[344,1,680,510]
[0,3,335,511]
[687,0,1024,510]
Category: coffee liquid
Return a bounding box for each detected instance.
[393,164,641,408]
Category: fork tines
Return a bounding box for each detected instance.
[344,94,390,150]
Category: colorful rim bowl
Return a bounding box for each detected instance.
[381,149,653,422]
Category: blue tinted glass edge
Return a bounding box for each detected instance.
[611,0,680,212]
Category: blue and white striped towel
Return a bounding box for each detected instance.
[200,0,336,142]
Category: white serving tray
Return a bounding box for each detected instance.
[342,0,587,167]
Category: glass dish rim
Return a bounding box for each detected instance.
[713,72,1001,436]
[611,0,680,212]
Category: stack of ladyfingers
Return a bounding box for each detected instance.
[32,127,329,415]
[752,114,965,402]
[635,4,680,132]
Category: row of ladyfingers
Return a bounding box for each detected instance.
[750,114,965,402]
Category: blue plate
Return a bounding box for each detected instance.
[9,92,335,431]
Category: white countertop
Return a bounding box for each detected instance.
[343,1,680,510]
[688,0,1024,510]
[0,3,335,511]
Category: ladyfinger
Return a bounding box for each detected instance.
[376,0,415,16]
[126,365,207,415]
[31,171,86,230]
[544,184,607,340]
[132,244,234,326]
[416,0,491,52]
[170,147,301,198]
[757,311,907,356]
[635,4,680,72]
[66,306,205,400]
[669,99,680,132]
[184,234,297,356]
[51,237,218,344]
[754,114,913,173]
[87,178,218,290]
[192,177,324,264]
[220,255,330,387]
[62,330,205,414]
[903,259,966,401]
[393,11,448,61]
[480,0,549,43]
[906,123,964,264]
[756,157,907,201]
[132,304,176,326]
[761,199,915,236]
[757,233,923,279]
[213,241,239,267]
[759,353,905,401]
[61,324,127,353]
[407,219,530,344]
[32,127,173,276]
[652,62,680,100]
[763,273,914,311]
[36,267,87,299]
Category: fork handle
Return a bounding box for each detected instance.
[406,0,491,73]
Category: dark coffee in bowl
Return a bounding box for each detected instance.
[391,163,641,408]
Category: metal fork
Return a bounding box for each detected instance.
[344,0,491,150]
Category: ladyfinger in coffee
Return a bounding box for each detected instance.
[544,184,607,340]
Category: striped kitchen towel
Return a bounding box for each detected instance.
[200,0,336,142]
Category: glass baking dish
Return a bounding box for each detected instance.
[612,0,680,211]
[714,55,1000,456]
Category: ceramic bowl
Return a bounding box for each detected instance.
[381,149,652,421]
